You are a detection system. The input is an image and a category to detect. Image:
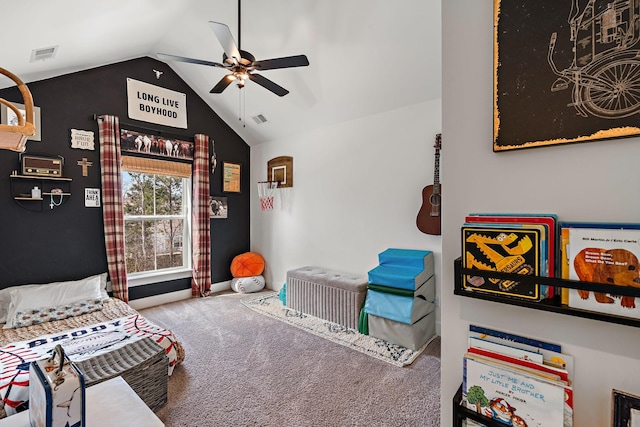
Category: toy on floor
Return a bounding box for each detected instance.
[230,252,265,277]
[230,252,266,294]
[231,276,265,294]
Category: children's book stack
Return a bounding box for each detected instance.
[363,248,436,350]
[462,325,573,427]
[461,214,558,302]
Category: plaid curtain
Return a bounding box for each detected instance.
[191,133,211,297]
[97,115,129,302]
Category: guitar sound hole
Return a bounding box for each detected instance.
[429,194,441,206]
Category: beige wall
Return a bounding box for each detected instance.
[250,99,443,333]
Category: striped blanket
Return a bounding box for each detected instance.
[0,313,181,416]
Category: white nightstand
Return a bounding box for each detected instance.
[0,376,164,426]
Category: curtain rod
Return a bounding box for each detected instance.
[92,115,195,142]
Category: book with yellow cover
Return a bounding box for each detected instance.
[462,225,542,301]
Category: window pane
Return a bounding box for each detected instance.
[123,172,183,216]
[125,220,156,273]
[156,219,184,270]
[123,172,156,216]
[154,176,184,215]
[125,219,184,273]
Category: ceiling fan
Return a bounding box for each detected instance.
[157,1,309,97]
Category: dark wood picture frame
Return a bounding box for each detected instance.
[209,196,228,218]
[493,0,640,151]
[612,389,640,427]
[120,128,194,160]
[222,162,241,193]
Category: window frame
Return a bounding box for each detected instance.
[122,170,192,287]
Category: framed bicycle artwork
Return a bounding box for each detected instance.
[493,0,640,151]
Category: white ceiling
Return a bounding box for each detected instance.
[2,0,441,146]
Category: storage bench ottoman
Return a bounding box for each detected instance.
[75,337,169,412]
[286,266,368,329]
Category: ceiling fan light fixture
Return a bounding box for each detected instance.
[226,74,237,81]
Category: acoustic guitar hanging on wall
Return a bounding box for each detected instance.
[416,133,442,235]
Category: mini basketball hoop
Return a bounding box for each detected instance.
[257,181,278,211]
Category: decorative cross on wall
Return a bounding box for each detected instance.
[77,157,93,177]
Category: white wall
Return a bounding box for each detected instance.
[443,1,640,426]
[250,99,442,332]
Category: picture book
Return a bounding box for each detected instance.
[466,346,570,383]
[467,214,558,276]
[469,324,562,352]
[468,336,544,364]
[567,226,640,319]
[468,325,573,375]
[560,227,571,305]
[462,225,542,300]
[463,355,570,427]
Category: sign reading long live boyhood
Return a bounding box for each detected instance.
[126,78,187,128]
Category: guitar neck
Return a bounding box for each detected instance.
[433,151,440,190]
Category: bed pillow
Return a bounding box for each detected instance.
[4,275,103,329]
[0,273,109,324]
[11,298,104,328]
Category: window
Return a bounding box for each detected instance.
[122,157,191,278]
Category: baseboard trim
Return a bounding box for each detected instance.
[130,280,231,310]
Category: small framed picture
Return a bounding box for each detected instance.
[0,103,42,141]
[222,162,241,193]
[84,188,101,207]
[209,196,228,218]
[613,389,640,427]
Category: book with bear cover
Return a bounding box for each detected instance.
[567,226,640,319]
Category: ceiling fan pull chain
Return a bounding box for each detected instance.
[238,88,246,127]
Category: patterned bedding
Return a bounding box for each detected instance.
[0,298,184,416]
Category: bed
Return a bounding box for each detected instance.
[0,273,185,418]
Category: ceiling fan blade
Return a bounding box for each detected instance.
[253,55,310,71]
[210,75,235,93]
[248,73,289,97]
[157,53,226,68]
[209,21,241,63]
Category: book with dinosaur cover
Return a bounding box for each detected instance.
[461,225,542,301]
[566,226,640,319]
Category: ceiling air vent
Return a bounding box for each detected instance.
[252,114,268,125]
[30,45,59,62]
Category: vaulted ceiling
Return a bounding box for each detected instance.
[2,0,441,145]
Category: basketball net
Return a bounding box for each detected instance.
[257,181,278,211]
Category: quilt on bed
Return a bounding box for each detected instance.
[0,299,183,415]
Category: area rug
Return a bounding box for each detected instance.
[241,292,434,367]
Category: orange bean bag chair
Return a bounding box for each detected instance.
[230,252,265,278]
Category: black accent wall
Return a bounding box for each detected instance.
[0,57,250,298]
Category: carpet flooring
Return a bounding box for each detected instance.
[242,292,434,367]
[140,291,441,426]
